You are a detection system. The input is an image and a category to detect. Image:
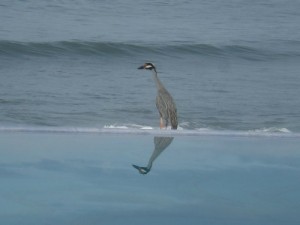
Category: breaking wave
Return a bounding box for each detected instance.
[1,40,300,60]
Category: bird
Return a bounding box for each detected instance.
[138,62,178,129]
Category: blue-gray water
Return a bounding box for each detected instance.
[1,133,300,225]
[1,2,300,224]
[1,0,300,135]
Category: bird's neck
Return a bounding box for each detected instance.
[152,70,165,91]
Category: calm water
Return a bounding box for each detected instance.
[1,0,300,135]
[1,133,300,225]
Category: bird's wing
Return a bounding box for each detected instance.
[168,105,178,129]
[165,94,177,129]
[156,92,169,119]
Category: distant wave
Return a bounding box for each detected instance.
[1,40,300,60]
[0,125,299,138]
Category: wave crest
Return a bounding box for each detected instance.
[1,40,300,60]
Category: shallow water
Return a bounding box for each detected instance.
[1,133,300,225]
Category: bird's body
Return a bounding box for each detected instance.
[138,63,178,129]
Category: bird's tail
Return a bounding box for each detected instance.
[171,124,178,130]
[170,110,178,130]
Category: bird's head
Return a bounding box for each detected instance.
[138,62,156,71]
[132,164,150,175]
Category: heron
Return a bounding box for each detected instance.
[138,62,178,129]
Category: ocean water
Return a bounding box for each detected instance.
[1,0,300,136]
[1,133,300,225]
[1,2,300,224]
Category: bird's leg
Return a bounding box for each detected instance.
[160,117,166,129]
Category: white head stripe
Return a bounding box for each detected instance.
[145,64,153,69]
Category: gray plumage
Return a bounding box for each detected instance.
[138,63,178,129]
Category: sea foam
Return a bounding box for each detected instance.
[0,125,299,138]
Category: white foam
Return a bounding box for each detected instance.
[0,125,299,138]
[249,127,291,133]
[104,125,128,129]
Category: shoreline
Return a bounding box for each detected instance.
[0,126,299,138]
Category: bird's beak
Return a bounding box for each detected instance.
[138,65,144,69]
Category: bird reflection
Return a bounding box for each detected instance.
[132,136,174,174]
